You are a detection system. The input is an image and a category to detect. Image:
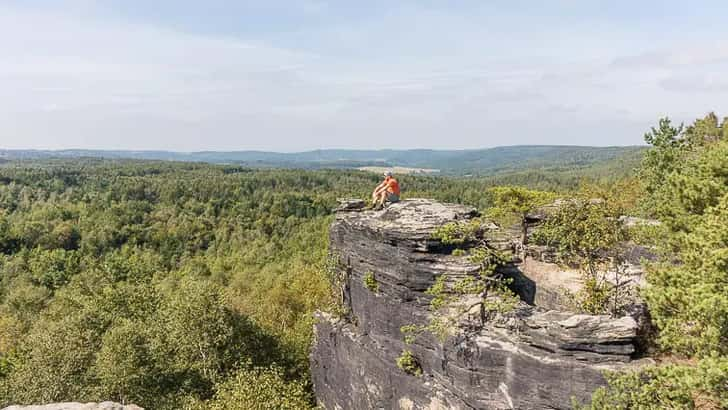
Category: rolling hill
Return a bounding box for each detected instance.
[0,145,646,176]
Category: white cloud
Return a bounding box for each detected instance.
[0,2,727,150]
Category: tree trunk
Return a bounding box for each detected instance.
[521,215,528,245]
[520,219,528,261]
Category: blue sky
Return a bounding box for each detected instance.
[1,1,727,151]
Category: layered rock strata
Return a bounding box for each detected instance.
[311,199,646,410]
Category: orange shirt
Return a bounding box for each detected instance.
[385,177,400,195]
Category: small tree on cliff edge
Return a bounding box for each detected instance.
[400,220,520,346]
[487,186,554,246]
[532,194,631,315]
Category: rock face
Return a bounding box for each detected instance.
[311,199,645,410]
[2,403,143,410]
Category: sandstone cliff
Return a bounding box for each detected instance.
[310,199,647,410]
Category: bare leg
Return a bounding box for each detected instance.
[376,192,386,208]
[371,190,382,208]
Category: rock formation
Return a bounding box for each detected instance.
[311,199,648,410]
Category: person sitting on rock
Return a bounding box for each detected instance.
[371,171,400,209]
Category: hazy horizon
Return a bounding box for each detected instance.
[2,1,727,151]
[1,143,647,154]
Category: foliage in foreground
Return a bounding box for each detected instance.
[641,137,728,357]
[581,113,728,409]
[196,365,313,410]
[577,356,728,410]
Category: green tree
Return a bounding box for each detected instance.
[578,356,728,410]
[533,195,630,315]
[202,365,313,410]
[152,279,242,388]
[401,221,519,345]
[1,314,99,403]
[487,186,554,245]
[640,113,728,227]
[0,211,13,254]
[583,114,728,408]
[27,248,80,291]
[642,139,728,357]
[94,319,158,405]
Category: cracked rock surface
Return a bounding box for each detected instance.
[311,199,646,410]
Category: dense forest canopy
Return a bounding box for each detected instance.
[0,160,621,408]
[0,114,726,409]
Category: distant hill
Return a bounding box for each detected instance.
[0,145,646,176]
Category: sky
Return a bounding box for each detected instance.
[1,1,728,152]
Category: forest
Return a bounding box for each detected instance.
[0,159,576,408]
[0,113,726,409]
[0,145,644,177]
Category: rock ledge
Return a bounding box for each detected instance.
[311,199,645,409]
